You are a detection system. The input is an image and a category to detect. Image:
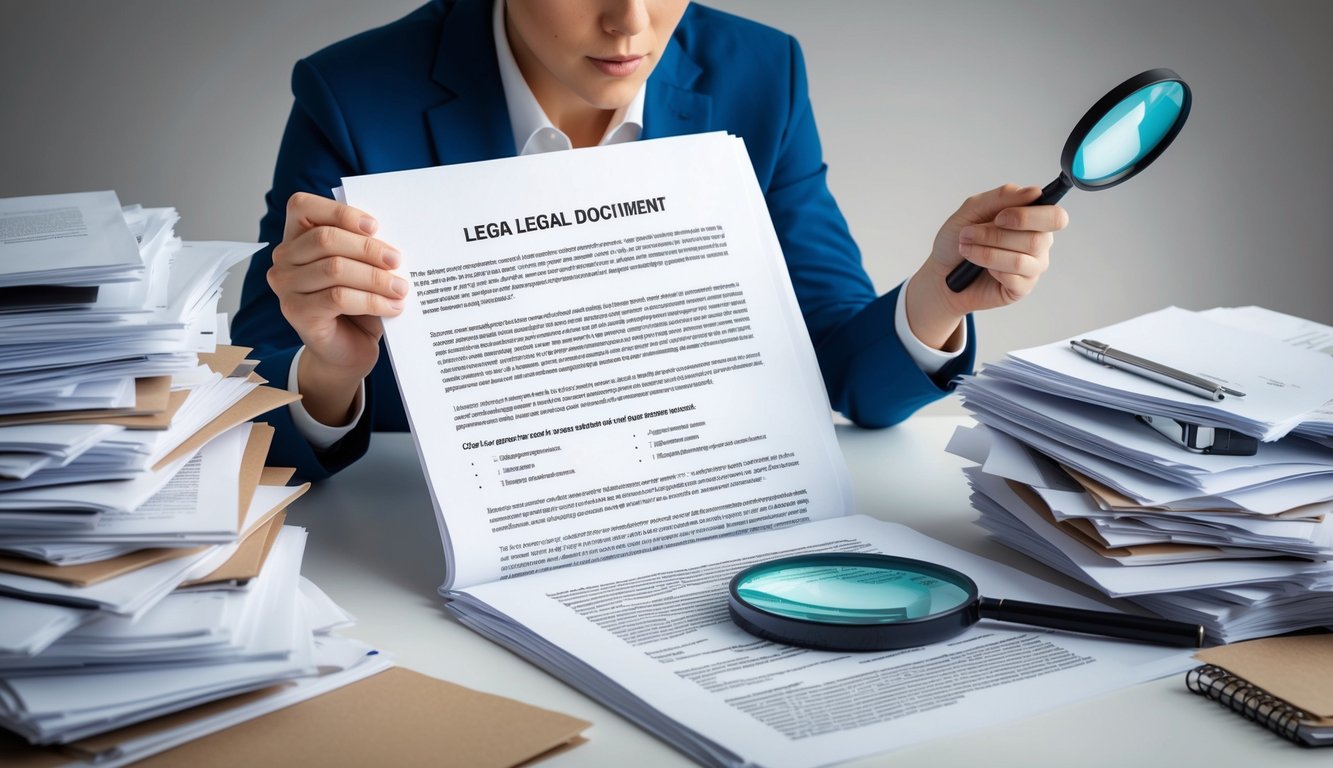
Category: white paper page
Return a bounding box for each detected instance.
[0,545,214,615]
[65,590,231,644]
[145,374,258,466]
[0,453,52,480]
[163,241,260,324]
[1202,306,1333,356]
[91,423,243,538]
[944,423,991,465]
[1095,514,1333,555]
[0,365,171,402]
[5,423,246,542]
[179,483,307,583]
[458,515,1194,768]
[80,643,390,768]
[0,448,199,516]
[0,423,122,459]
[1203,306,1333,434]
[0,338,192,375]
[298,577,355,633]
[226,521,308,656]
[0,426,145,491]
[0,596,89,656]
[974,426,1085,492]
[0,191,142,285]
[0,511,98,535]
[185,294,221,352]
[0,376,135,415]
[344,133,851,590]
[0,529,314,744]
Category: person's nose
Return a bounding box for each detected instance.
[602,0,649,37]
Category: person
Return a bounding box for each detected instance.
[232,0,1067,482]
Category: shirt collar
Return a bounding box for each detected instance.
[492,0,644,155]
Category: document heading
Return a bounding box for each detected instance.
[463,196,667,243]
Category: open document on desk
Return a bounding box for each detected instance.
[342,132,1196,767]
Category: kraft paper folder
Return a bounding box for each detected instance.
[0,666,591,767]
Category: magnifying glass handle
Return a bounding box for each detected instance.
[945,174,1074,293]
[979,596,1204,647]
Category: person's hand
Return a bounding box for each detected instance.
[267,192,406,425]
[905,184,1068,350]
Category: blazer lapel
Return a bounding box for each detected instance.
[425,0,517,166]
[643,35,713,140]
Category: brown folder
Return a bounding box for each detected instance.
[0,667,591,768]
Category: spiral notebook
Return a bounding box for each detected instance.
[1186,633,1333,746]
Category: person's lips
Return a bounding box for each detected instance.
[589,55,644,77]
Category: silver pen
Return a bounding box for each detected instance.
[1069,339,1246,401]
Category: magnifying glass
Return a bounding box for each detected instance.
[728,553,1204,651]
[946,68,1192,293]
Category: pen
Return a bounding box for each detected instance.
[1069,339,1246,401]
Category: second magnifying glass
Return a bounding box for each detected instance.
[728,553,1204,651]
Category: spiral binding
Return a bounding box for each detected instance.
[1186,664,1311,745]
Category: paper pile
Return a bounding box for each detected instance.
[0,192,390,764]
[949,306,1333,644]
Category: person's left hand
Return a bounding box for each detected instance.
[905,183,1069,350]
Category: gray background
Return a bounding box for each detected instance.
[3,1,1330,415]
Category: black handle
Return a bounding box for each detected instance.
[945,173,1074,293]
[979,596,1204,647]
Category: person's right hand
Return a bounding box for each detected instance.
[267,192,406,426]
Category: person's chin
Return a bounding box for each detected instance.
[582,80,644,111]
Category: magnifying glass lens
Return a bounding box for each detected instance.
[736,563,971,624]
[729,553,1205,651]
[1072,81,1187,185]
[945,68,1190,293]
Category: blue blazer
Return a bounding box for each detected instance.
[232,0,975,482]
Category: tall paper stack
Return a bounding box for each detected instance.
[949,306,1333,644]
[0,192,390,762]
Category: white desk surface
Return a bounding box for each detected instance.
[284,416,1322,767]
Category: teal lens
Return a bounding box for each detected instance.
[1072,81,1186,185]
[734,563,972,624]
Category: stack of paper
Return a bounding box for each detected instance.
[949,306,1333,644]
[0,192,393,761]
[1,195,259,421]
[0,191,593,766]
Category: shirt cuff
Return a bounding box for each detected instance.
[287,346,366,451]
[894,277,967,376]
